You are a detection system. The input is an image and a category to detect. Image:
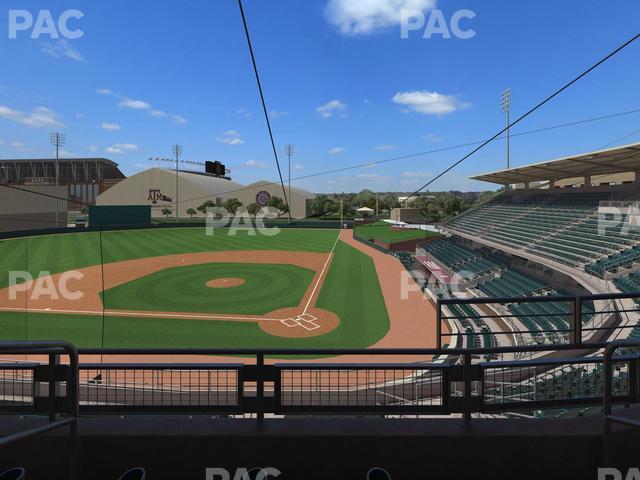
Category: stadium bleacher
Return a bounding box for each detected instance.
[446,191,640,268]
[422,238,504,280]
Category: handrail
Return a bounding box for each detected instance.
[77,341,611,357]
[603,339,640,466]
[0,341,79,480]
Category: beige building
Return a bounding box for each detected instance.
[96,168,314,218]
[390,208,425,223]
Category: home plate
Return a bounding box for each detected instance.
[281,318,300,328]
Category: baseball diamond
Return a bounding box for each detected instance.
[0,227,436,352]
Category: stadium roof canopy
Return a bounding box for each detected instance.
[471,142,640,185]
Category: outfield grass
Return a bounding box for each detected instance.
[354,221,439,244]
[0,238,389,349]
[102,262,315,315]
[0,227,339,289]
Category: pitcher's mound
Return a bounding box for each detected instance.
[206,278,246,288]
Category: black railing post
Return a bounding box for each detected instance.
[256,353,265,430]
[48,353,59,422]
[572,297,582,345]
[436,300,442,350]
[67,347,80,480]
[463,352,472,431]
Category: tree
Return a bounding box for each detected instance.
[267,196,289,218]
[186,208,197,218]
[222,198,243,215]
[197,200,216,215]
[79,207,88,216]
[309,194,330,216]
[161,208,172,218]
[246,203,262,216]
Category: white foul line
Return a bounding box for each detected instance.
[302,232,340,315]
[0,306,286,322]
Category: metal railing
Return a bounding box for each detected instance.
[0,341,79,480]
[603,339,640,466]
[0,343,639,441]
[7,345,629,423]
[436,292,640,350]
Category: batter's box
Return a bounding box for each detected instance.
[298,321,320,331]
[298,313,318,322]
[281,318,301,328]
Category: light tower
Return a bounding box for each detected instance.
[501,88,511,169]
[284,144,295,215]
[172,145,183,223]
[50,132,66,227]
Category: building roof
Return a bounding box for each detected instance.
[471,142,640,185]
[0,157,119,166]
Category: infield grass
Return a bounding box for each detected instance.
[102,262,315,315]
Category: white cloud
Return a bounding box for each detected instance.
[118,98,151,110]
[106,143,138,154]
[244,160,267,168]
[41,39,85,62]
[0,138,5,145]
[217,130,244,145]
[236,108,251,118]
[422,133,442,142]
[392,90,470,115]
[401,171,433,178]
[10,141,30,152]
[0,105,64,128]
[316,100,346,118]
[356,173,387,180]
[328,147,345,155]
[96,88,112,95]
[374,144,395,151]
[325,0,437,35]
[150,110,167,117]
[101,122,122,131]
[270,110,288,118]
[87,145,99,152]
[294,164,304,170]
[171,114,188,125]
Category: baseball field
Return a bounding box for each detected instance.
[0,227,428,350]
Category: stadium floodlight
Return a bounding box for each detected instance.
[284,144,295,214]
[501,88,511,170]
[172,145,183,224]
[50,132,66,227]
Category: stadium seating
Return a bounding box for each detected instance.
[446,191,640,268]
[477,270,548,298]
[446,302,498,354]
[422,239,504,280]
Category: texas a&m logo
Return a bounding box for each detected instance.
[147,189,172,205]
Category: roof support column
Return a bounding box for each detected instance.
[549,179,555,189]
[584,175,592,187]
[524,181,530,190]
[635,170,640,183]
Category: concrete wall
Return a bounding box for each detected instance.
[0,185,68,232]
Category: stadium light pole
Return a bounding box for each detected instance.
[173,145,183,223]
[284,144,294,216]
[501,88,511,170]
[50,132,66,227]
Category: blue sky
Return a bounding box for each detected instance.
[0,0,639,193]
